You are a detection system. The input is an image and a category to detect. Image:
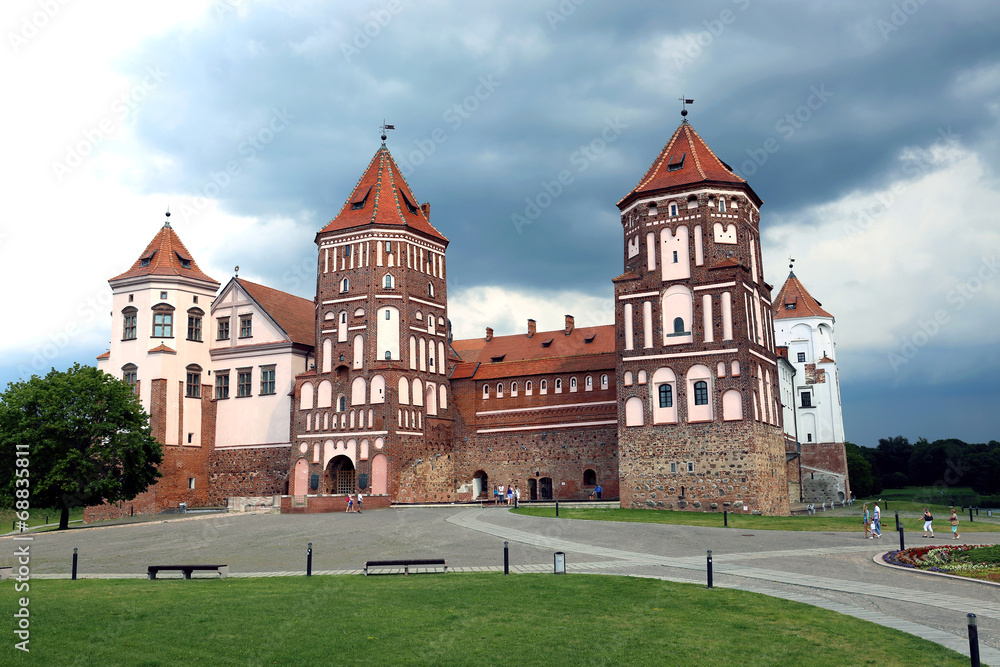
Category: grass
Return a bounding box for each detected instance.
[511,507,1000,532]
[1,574,970,666]
[0,506,84,532]
[858,487,995,513]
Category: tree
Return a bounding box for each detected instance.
[873,435,913,487]
[845,442,880,498]
[0,364,162,529]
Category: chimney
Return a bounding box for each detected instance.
[527,319,536,338]
[420,202,430,220]
[564,314,574,336]
[485,327,493,342]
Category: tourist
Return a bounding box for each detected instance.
[873,501,882,538]
[506,485,513,505]
[514,485,520,506]
[922,507,934,538]
[594,483,603,500]
[862,503,871,539]
[949,509,960,540]
[346,493,354,513]
[498,483,505,506]
[357,490,363,514]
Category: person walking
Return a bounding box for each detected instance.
[862,503,871,539]
[506,485,513,506]
[594,483,603,500]
[949,509,960,540]
[922,507,934,538]
[873,501,882,538]
[514,485,520,507]
[357,490,364,514]
[346,493,354,513]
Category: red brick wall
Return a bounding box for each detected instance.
[279,494,391,513]
[209,446,291,504]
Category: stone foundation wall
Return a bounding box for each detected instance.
[208,445,291,505]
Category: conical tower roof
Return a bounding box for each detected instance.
[110,220,218,285]
[772,272,832,320]
[618,121,760,209]
[319,144,447,244]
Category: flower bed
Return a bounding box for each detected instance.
[882,544,1000,582]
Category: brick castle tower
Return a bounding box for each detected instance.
[288,142,457,502]
[613,119,790,514]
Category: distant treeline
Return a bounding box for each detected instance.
[846,436,1000,501]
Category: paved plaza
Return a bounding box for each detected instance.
[6,506,999,663]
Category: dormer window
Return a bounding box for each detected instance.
[584,334,596,344]
[139,251,156,268]
[175,251,192,269]
[400,190,419,214]
[667,152,686,171]
[490,355,506,363]
[351,186,372,210]
[541,338,553,348]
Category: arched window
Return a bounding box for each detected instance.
[338,395,347,412]
[428,282,434,297]
[570,377,578,391]
[540,379,547,393]
[673,317,685,334]
[718,198,726,213]
[384,351,391,360]
[555,378,563,392]
[526,380,533,395]
[496,383,504,397]
[151,303,174,338]
[669,202,678,217]
[658,384,673,408]
[600,374,609,389]
[122,363,138,388]
[585,376,593,390]
[384,274,394,289]
[694,381,708,405]
[511,382,518,397]
[341,278,349,293]
[583,469,597,486]
[483,384,489,399]
[122,307,138,340]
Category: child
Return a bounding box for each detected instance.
[922,508,934,538]
[346,493,354,513]
[949,509,960,540]
[862,503,871,539]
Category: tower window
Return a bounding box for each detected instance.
[341,278,349,293]
[122,363,137,388]
[385,309,391,320]
[718,198,726,213]
[687,461,695,473]
[185,365,202,398]
[187,311,203,341]
[384,274,394,289]
[673,317,685,334]
[673,250,678,263]
[801,391,812,408]
[344,244,351,257]
[428,282,434,297]
[385,351,391,360]
[152,306,174,338]
[694,381,708,405]
[797,352,806,363]
[658,384,673,408]
[384,241,391,253]
[122,308,137,340]
[669,203,678,217]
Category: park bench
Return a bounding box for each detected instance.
[364,558,447,576]
[147,564,228,580]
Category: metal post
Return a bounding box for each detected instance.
[969,507,974,523]
[504,541,509,575]
[706,550,713,589]
[723,509,728,527]
[307,543,313,577]
[898,525,905,552]
[555,501,559,518]
[72,548,78,581]
[894,511,899,531]
[968,613,980,667]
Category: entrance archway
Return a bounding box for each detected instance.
[473,470,488,500]
[326,455,356,494]
[292,458,309,496]
[528,478,538,501]
[540,477,553,500]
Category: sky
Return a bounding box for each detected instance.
[2,0,999,447]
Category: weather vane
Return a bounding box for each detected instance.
[788,256,795,271]
[380,120,395,142]
[679,96,694,118]
[164,208,171,228]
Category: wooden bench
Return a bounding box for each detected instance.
[147,565,228,580]
[364,559,447,576]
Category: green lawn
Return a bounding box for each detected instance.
[0,506,84,532]
[511,507,1000,532]
[1,575,969,666]
[857,487,994,514]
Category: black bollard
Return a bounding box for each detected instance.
[724,510,728,527]
[307,542,313,577]
[894,511,899,531]
[504,541,509,575]
[555,501,559,518]
[45,514,48,525]
[968,613,980,667]
[72,548,78,581]
[706,550,713,589]
[969,507,974,523]
[130,505,134,517]
[898,525,905,552]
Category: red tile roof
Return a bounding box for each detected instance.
[111,223,218,285]
[319,144,448,243]
[618,121,758,209]
[772,272,833,320]
[452,324,615,370]
[96,351,110,360]
[148,343,176,354]
[450,362,479,380]
[238,278,315,347]
[470,352,617,380]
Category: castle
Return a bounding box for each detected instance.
[89,118,849,521]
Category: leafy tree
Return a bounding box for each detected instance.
[873,435,913,487]
[845,442,880,498]
[0,364,162,529]
[907,438,968,487]
[967,442,1000,495]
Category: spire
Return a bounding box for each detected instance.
[110,219,219,285]
[772,272,832,320]
[319,144,447,244]
[618,121,759,210]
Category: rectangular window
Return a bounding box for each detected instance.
[687,461,694,473]
[797,352,806,363]
[239,315,253,338]
[672,250,678,263]
[186,372,201,398]
[152,312,173,337]
[187,315,202,341]
[801,392,812,408]
[215,373,229,399]
[122,314,137,340]
[260,366,276,395]
[658,384,673,408]
[237,369,252,397]
[694,381,708,405]
[188,477,196,489]
[123,370,137,386]
[670,462,677,473]
[217,317,230,340]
